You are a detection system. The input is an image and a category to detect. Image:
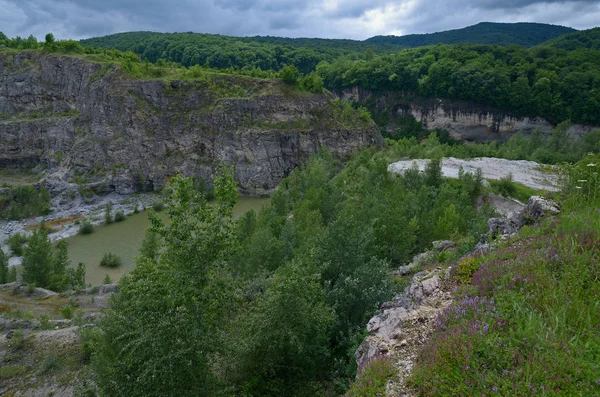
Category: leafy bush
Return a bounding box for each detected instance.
[103,274,112,284]
[346,356,396,397]
[299,72,324,93]
[59,304,75,319]
[0,185,50,220]
[493,172,517,197]
[280,64,300,84]
[79,220,94,235]
[100,252,122,268]
[151,201,165,212]
[7,232,28,256]
[0,249,8,283]
[40,354,62,374]
[104,202,113,224]
[114,210,125,222]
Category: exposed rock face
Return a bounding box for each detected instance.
[486,195,560,240]
[339,87,594,142]
[0,53,383,196]
[388,157,559,191]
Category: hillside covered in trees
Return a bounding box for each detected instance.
[366,22,575,47]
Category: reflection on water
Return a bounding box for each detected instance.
[64,197,269,286]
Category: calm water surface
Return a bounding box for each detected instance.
[65,197,269,286]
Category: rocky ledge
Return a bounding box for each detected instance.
[355,196,560,396]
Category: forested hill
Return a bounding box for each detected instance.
[79,22,574,72]
[79,32,389,73]
[366,22,575,47]
[543,27,600,50]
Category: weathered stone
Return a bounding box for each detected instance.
[0,52,383,201]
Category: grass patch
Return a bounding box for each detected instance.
[346,356,396,397]
[0,365,27,379]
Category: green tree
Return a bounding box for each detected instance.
[280,64,300,84]
[44,33,55,44]
[92,169,239,396]
[21,226,54,288]
[0,249,8,283]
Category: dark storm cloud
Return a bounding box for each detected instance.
[0,0,598,41]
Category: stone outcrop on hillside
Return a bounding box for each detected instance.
[0,53,383,198]
[355,195,561,396]
[339,87,594,142]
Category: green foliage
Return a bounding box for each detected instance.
[20,228,85,291]
[280,64,300,84]
[92,169,239,396]
[0,185,50,220]
[114,210,125,222]
[410,203,600,396]
[7,232,28,256]
[44,33,55,44]
[59,304,75,319]
[151,200,164,212]
[100,252,122,268]
[317,43,600,124]
[493,172,516,197]
[299,72,324,93]
[0,248,8,284]
[367,22,574,47]
[21,226,53,288]
[346,356,396,397]
[79,220,94,235]
[104,201,113,224]
[102,274,112,285]
[561,153,600,208]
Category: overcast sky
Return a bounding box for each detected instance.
[1,0,599,41]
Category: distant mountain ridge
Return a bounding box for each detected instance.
[542,27,600,50]
[366,22,576,47]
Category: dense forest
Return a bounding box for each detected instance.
[76,27,600,125]
[317,40,600,124]
[543,27,600,50]
[4,25,600,125]
[79,31,388,74]
[366,22,575,47]
[86,127,600,395]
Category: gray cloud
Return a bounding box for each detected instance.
[0,0,598,41]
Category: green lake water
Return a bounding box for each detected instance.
[65,196,269,286]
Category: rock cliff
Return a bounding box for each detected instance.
[339,87,594,142]
[0,52,383,196]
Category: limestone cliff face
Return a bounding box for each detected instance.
[0,53,383,195]
[339,87,594,142]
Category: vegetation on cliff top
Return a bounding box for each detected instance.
[3,27,600,125]
[409,153,600,395]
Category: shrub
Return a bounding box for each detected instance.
[346,356,396,397]
[0,185,51,220]
[103,274,112,285]
[493,172,517,198]
[0,249,8,284]
[280,64,300,84]
[455,254,481,284]
[104,202,113,224]
[299,72,324,94]
[152,201,164,212]
[7,232,28,256]
[59,304,75,319]
[40,354,62,374]
[100,252,122,268]
[79,220,94,235]
[114,211,125,222]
